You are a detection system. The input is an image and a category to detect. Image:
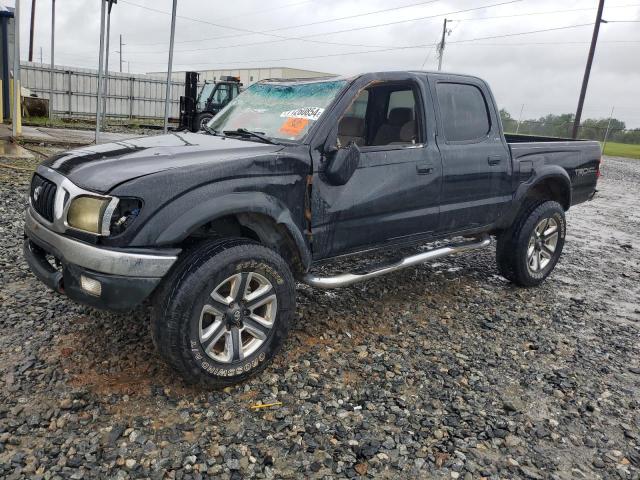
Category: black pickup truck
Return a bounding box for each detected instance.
[24,71,601,386]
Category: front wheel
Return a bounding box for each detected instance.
[496,201,566,287]
[152,238,295,387]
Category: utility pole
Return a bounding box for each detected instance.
[50,0,55,120]
[437,18,449,71]
[28,0,36,62]
[572,0,606,139]
[115,35,124,72]
[515,104,525,134]
[39,46,42,64]
[102,0,116,128]
[96,0,107,143]
[12,0,21,137]
[163,0,177,133]
[602,105,615,154]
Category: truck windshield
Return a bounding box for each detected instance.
[207,79,347,142]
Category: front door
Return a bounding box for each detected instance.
[311,75,442,259]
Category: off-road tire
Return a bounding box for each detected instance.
[151,238,295,388]
[496,201,566,287]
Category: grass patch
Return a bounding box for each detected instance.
[603,142,640,159]
[24,116,94,130]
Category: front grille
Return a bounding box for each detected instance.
[30,174,57,222]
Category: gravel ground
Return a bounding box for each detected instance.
[0,152,639,480]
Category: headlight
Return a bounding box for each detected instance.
[66,196,116,235]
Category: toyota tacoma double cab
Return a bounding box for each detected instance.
[24,71,601,387]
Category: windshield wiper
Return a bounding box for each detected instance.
[202,124,218,136]
[223,128,278,145]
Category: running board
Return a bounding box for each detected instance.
[302,236,491,289]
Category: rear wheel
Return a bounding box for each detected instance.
[496,201,566,287]
[152,238,295,387]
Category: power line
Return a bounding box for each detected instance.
[451,40,640,46]
[56,37,640,69]
[54,18,640,69]
[123,1,640,51]
[118,0,449,52]
[452,4,640,21]
[121,0,444,46]
[124,0,523,55]
[145,22,598,69]
[448,22,596,45]
[249,0,444,33]
[119,0,314,29]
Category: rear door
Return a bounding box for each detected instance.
[430,75,511,232]
[310,73,443,259]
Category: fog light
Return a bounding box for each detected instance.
[80,275,102,296]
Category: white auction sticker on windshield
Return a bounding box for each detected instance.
[280,107,325,121]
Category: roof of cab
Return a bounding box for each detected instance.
[257,70,484,86]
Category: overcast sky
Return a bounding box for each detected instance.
[6,0,640,127]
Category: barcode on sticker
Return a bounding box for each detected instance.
[280,107,325,121]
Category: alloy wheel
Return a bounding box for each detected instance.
[199,272,277,363]
[527,217,559,273]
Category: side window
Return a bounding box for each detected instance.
[337,90,369,148]
[336,83,421,148]
[345,90,369,120]
[436,83,490,142]
[387,90,415,117]
[373,87,419,146]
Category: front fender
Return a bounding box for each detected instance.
[133,192,311,269]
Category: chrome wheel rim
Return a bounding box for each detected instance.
[527,217,559,273]
[199,272,277,363]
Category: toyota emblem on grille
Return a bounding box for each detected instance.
[33,186,42,202]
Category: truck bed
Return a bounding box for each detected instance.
[505,133,601,206]
[504,133,591,143]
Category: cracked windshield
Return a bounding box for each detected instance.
[208,79,347,141]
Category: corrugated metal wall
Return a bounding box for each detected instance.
[20,62,184,120]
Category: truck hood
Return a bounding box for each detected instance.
[41,132,284,193]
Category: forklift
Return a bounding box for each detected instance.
[179,72,242,132]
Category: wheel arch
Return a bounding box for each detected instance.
[497,167,571,230]
[154,192,311,273]
[525,173,572,211]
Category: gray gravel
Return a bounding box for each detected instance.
[0,153,639,480]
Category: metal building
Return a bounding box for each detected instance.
[151,67,336,86]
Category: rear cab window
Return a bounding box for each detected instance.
[436,82,491,142]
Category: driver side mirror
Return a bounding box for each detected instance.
[324,141,361,186]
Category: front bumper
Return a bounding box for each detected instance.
[24,208,180,311]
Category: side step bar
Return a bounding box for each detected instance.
[302,236,491,289]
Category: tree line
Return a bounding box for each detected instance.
[499,109,640,144]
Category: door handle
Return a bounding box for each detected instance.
[416,162,434,175]
[487,155,502,166]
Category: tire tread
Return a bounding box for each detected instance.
[151,237,294,388]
